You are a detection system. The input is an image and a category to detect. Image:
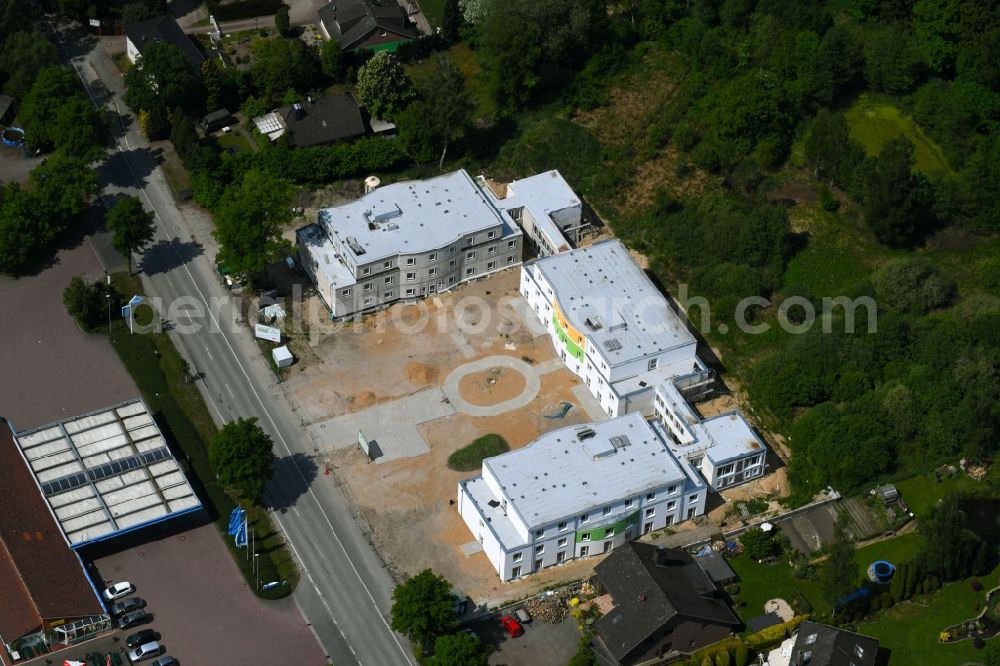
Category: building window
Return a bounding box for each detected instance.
[488,245,497,255]
[341,288,352,297]
[488,230,497,239]
[854,645,865,658]
[648,358,658,371]
[384,260,392,269]
[580,546,590,557]
[581,533,591,542]
[363,298,373,306]
[487,261,496,270]
[466,267,476,276]
[689,495,699,503]
[602,506,612,516]
[511,566,521,578]
[558,521,567,531]
[625,499,633,508]
[667,501,676,510]
[449,276,456,285]
[449,259,456,268]
[385,290,394,299]
[406,257,415,266]
[513,552,522,563]
[535,529,544,538]
[428,253,437,262]
[580,514,589,523]
[667,485,677,494]
[466,251,476,260]
[384,276,393,285]
[429,268,437,276]
[507,255,515,265]
[645,508,655,518]
[405,288,415,297]
[364,283,373,292]
[558,537,568,548]
[646,492,655,501]
[508,240,517,249]
[604,528,614,539]
[363,266,371,275]
[406,272,415,281]
[450,246,456,254]
[556,551,566,564]
[466,237,474,245]
[535,545,544,555]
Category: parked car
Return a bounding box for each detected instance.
[103,581,134,600]
[514,607,532,624]
[126,629,159,650]
[116,609,149,629]
[149,657,176,666]
[127,640,161,662]
[500,615,524,638]
[111,597,146,615]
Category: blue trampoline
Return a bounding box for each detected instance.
[1,127,24,147]
[868,560,895,583]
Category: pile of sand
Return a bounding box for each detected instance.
[405,361,438,385]
[351,391,377,408]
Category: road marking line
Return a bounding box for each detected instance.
[225,382,234,397]
[204,345,214,360]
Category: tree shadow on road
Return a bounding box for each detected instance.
[266,452,319,513]
[97,147,158,188]
[141,238,205,276]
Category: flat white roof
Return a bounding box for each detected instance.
[317,169,518,264]
[529,240,696,364]
[490,170,580,252]
[484,412,687,530]
[298,223,359,289]
[657,380,766,464]
[14,400,201,546]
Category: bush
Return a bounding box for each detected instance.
[63,277,116,332]
[447,434,509,471]
[817,185,839,211]
[971,579,983,592]
[872,257,956,315]
[880,592,893,609]
[870,595,881,613]
[923,578,932,594]
[734,643,749,666]
[975,637,986,650]
[740,528,777,561]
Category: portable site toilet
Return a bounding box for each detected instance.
[272,345,293,368]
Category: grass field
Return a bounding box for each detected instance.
[728,555,830,623]
[109,273,297,598]
[406,42,495,120]
[855,533,924,580]
[217,131,253,154]
[861,564,1000,665]
[447,433,509,471]
[895,473,985,519]
[416,0,445,28]
[845,95,954,176]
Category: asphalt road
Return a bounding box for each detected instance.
[52,22,414,666]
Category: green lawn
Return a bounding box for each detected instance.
[860,564,1000,665]
[109,273,297,598]
[845,95,954,176]
[406,42,495,119]
[895,473,985,519]
[417,0,445,28]
[728,555,830,623]
[217,131,252,154]
[855,533,924,580]
[447,434,509,471]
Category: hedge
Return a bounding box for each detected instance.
[745,614,810,652]
[690,637,744,665]
[227,137,407,187]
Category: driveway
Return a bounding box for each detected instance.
[461,614,580,666]
[93,524,325,666]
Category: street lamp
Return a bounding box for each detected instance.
[254,553,260,590]
[105,273,112,337]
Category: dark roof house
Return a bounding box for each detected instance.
[695,551,737,587]
[0,420,105,650]
[790,621,879,666]
[317,0,418,51]
[124,14,205,67]
[279,93,367,148]
[593,543,741,666]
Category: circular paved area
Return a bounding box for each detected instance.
[442,355,540,417]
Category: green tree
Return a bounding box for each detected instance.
[912,0,961,73]
[106,196,156,275]
[872,258,955,315]
[733,642,749,666]
[701,656,713,666]
[122,0,166,24]
[813,24,864,105]
[863,137,934,246]
[0,184,47,274]
[20,66,107,161]
[209,417,275,500]
[459,0,491,25]
[250,37,317,100]
[355,51,412,119]
[318,39,345,82]
[479,1,541,114]
[275,4,291,36]
[821,513,858,607]
[399,56,472,168]
[917,494,984,581]
[201,58,224,112]
[960,133,1000,231]
[864,23,923,93]
[390,569,456,650]
[442,0,462,42]
[431,632,488,666]
[715,649,731,666]
[29,153,99,222]
[124,41,203,114]
[0,31,58,100]
[63,277,113,331]
[740,528,776,561]
[213,170,293,283]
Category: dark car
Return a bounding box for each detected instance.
[126,629,159,649]
[149,657,177,666]
[110,596,146,615]
[116,609,149,629]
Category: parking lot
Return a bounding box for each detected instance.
[462,612,580,666]
[94,524,325,666]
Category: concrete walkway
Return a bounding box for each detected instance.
[442,355,541,417]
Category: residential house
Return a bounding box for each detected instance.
[297,169,522,318]
[252,93,367,147]
[125,14,205,67]
[520,240,710,418]
[457,413,707,581]
[317,0,418,52]
[592,542,741,665]
[768,621,880,666]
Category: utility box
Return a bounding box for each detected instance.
[272,345,293,368]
